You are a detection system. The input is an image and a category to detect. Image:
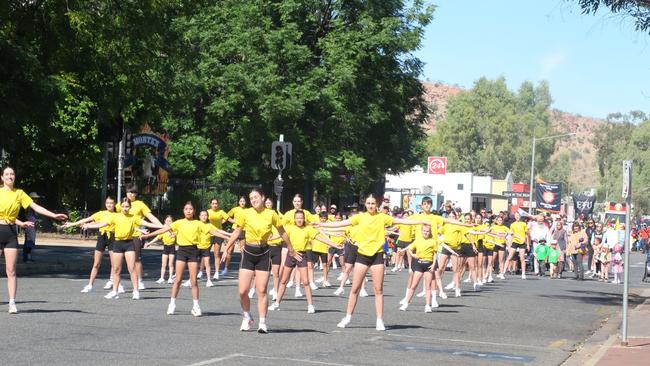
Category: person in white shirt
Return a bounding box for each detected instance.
[529,215,551,275]
[603,222,620,250]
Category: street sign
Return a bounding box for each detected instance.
[622,160,631,198]
[427,156,447,175]
[502,191,530,199]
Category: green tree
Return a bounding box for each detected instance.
[572,0,650,34]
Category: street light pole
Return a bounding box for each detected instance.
[528,132,577,216]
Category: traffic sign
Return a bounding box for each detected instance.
[622,160,631,198]
[427,156,447,175]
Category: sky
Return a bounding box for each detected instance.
[414,0,650,119]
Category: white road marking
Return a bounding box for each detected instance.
[186,353,354,366]
[185,353,243,366]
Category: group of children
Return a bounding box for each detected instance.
[533,239,563,278]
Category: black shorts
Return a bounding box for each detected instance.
[269,245,282,265]
[240,244,271,271]
[411,259,433,273]
[493,244,505,252]
[198,248,211,258]
[305,250,314,263]
[211,236,225,245]
[163,245,176,255]
[476,240,484,252]
[312,251,328,264]
[0,224,18,249]
[459,243,476,257]
[176,245,199,263]
[113,240,135,253]
[480,246,492,256]
[95,232,114,252]
[355,252,384,266]
[344,243,358,265]
[328,246,343,255]
[285,251,309,268]
[132,237,143,260]
[512,243,526,251]
[237,230,246,240]
[397,240,412,249]
[441,245,455,256]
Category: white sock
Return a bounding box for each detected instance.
[169,298,176,305]
[259,317,266,325]
[193,299,199,307]
[9,299,15,306]
[343,314,352,321]
[431,290,437,296]
[243,311,251,320]
[404,288,409,296]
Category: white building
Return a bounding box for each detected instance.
[384,166,503,212]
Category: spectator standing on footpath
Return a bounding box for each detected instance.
[529,215,551,275]
[551,220,569,278]
[22,192,41,262]
[567,223,589,280]
[584,219,596,275]
[603,221,619,250]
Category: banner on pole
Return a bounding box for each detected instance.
[535,181,562,212]
[573,194,596,216]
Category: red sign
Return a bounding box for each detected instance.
[427,156,447,175]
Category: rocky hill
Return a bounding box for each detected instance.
[421,82,605,191]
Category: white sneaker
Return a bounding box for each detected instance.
[268,302,280,311]
[376,319,386,331]
[473,283,481,292]
[309,282,319,291]
[444,282,455,290]
[431,296,439,308]
[257,323,268,334]
[307,304,315,314]
[336,273,344,281]
[337,316,351,328]
[80,284,93,293]
[286,280,294,288]
[138,280,146,290]
[182,279,192,288]
[439,291,448,299]
[345,279,351,285]
[294,288,303,298]
[8,304,18,314]
[220,269,228,277]
[315,277,324,284]
[416,290,426,297]
[212,273,220,280]
[463,277,472,283]
[248,288,256,298]
[191,306,202,317]
[333,287,344,296]
[521,273,526,280]
[155,278,165,284]
[359,288,369,297]
[118,284,125,294]
[322,281,332,287]
[167,303,176,315]
[167,277,175,284]
[488,275,494,283]
[103,280,113,289]
[332,262,338,269]
[391,267,398,272]
[399,297,407,305]
[206,280,214,288]
[497,274,505,280]
[132,290,140,300]
[399,303,408,311]
[104,291,119,299]
[424,305,433,313]
[272,292,277,301]
[197,271,203,279]
[455,288,462,298]
[240,317,253,331]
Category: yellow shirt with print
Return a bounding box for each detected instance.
[0,188,33,223]
[169,218,201,247]
[349,212,394,256]
[236,208,282,243]
[91,210,116,235]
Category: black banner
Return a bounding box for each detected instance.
[535,182,562,212]
[573,194,596,216]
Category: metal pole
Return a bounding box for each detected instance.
[528,137,536,215]
[117,126,126,202]
[621,160,632,346]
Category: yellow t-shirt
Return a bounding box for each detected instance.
[410,212,445,241]
[282,208,318,226]
[109,213,143,241]
[116,200,152,237]
[266,208,283,246]
[344,225,360,244]
[407,237,438,261]
[198,222,218,249]
[312,234,330,254]
[228,206,245,229]
[91,210,116,235]
[169,218,201,247]
[286,225,319,252]
[472,223,488,243]
[510,221,528,244]
[397,224,414,242]
[329,232,345,247]
[207,209,230,230]
[235,207,282,243]
[0,188,33,223]
[487,224,510,248]
[156,232,176,246]
[349,212,394,256]
[442,223,466,250]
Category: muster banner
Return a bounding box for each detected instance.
[535,181,562,213]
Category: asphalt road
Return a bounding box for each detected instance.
[1,248,649,366]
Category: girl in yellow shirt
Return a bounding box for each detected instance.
[223,196,247,277]
[318,194,425,331]
[221,189,293,333]
[392,210,415,273]
[144,215,176,285]
[84,198,163,301]
[0,166,67,314]
[397,224,438,312]
[62,196,118,293]
[473,214,489,286]
[208,198,234,280]
[268,210,342,313]
[485,216,511,281]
